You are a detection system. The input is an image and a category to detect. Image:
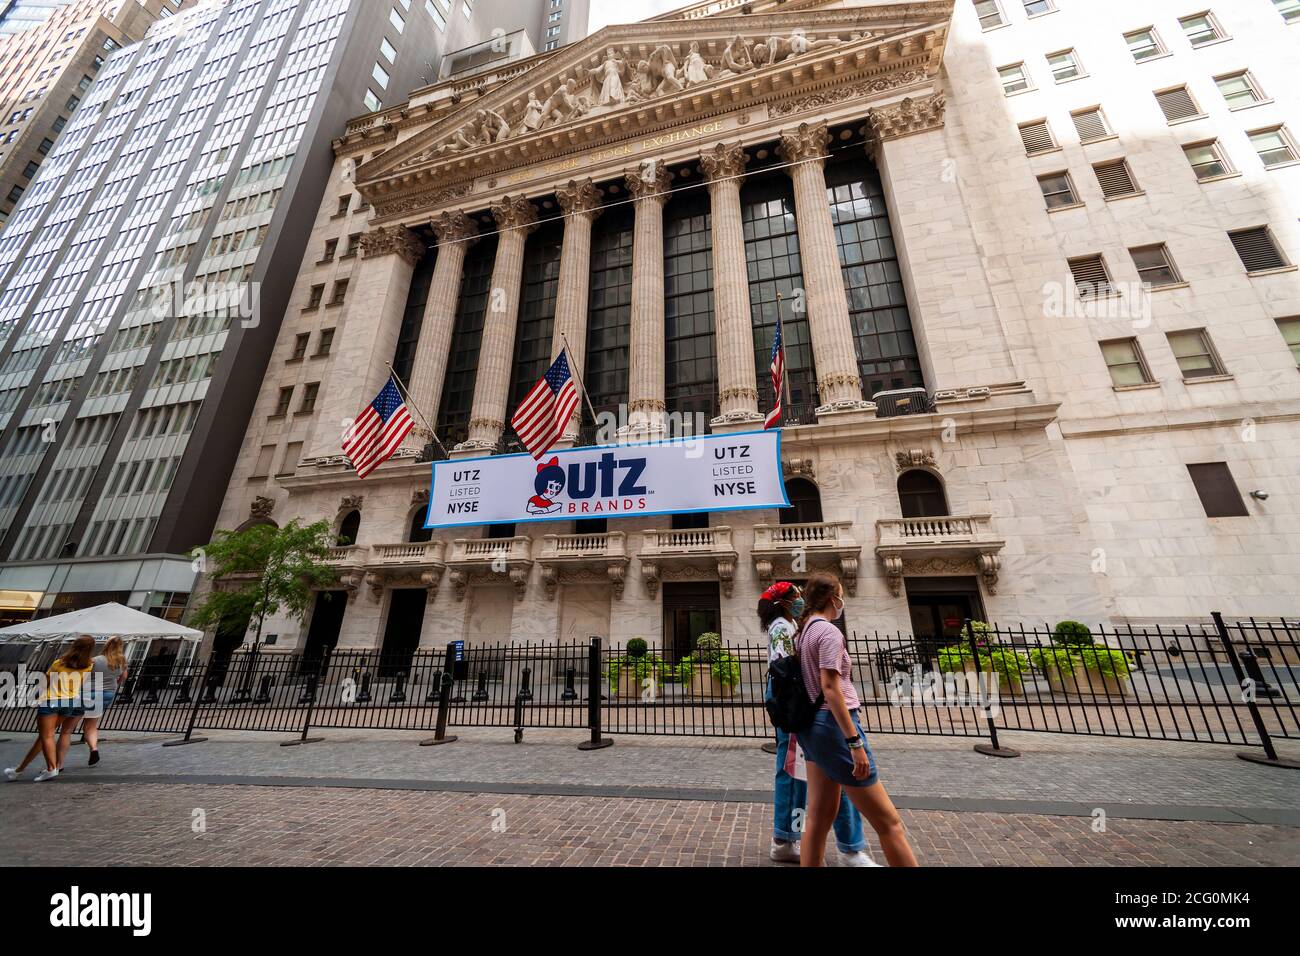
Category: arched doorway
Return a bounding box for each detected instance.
[897,470,948,518]
[780,477,823,525]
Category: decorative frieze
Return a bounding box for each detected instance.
[250,496,275,520]
[359,226,425,266]
[769,70,927,118]
[374,183,473,221]
[895,449,937,471]
[866,91,947,142]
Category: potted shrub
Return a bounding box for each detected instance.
[677,633,741,697]
[608,638,662,699]
[937,639,1027,694]
[1029,643,1081,694]
[1053,620,1094,647]
[1073,645,1133,697]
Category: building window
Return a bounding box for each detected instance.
[1215,71,1267,109]
[1071,107,1111,143]
[306,284,324,309]
[321,238,337,262]
[389,8,405,32]
[251,445,275,478]
[507,225,564,425]
[781,478,823,525]
[661,192,717,424]
[7,184,24,202]
[1018,119,1056,154]
[1047,49,1083,82]
[1068,255,1115,297]
[1155,86,1203,122]
[1186,463,1249,517]
[290,333,309,361]
[277,442,303,478]
[1229,226,1290,274]
[1093,159,1140,199]
[974,0,1006,30]
[22,161,39,179]
[1130,244,1182,288]
[1276,318,1300,366]
[371,63,390,90]
[1179,12,1225,46]
[1167,329,1225,378]
[1100,338,1152,386]
[298,382,319,413]
[1037,171,1078,209]
[37,137,53,154]
[1182,140,1233,180]
[997,62,1031,94]
[272,387,293,417]
[329,280,349,306]
[1249,126,1298,167]
[1023,0,1054,16]
[1272,0,1299,22]
[1125,27,1165,61]
[380,38,397,63]
[316,328,335,356]
[897,471,948,519]
[334,195,350,217]
[337,510,361,546]
[364,89,382,112]
[436,236,499,447]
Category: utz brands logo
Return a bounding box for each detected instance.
[50,886,152,936]
[525,453,648,517]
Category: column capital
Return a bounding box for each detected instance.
[556,179,604,221]
[866,92,947,145]
[699,141,749,186]
[359,225,425,266]
[624,161,674,206]
[777,121,832,167]
[432,209,480,246]
[491,194,539,233]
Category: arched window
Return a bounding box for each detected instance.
[781,478,823,525]
[407,507,432,543]
[336,510,361,546]
[897,471,948,519]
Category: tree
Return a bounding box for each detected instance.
[190,519,337,647]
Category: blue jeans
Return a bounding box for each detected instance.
[769,683,865,851]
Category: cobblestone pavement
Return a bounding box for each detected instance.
[2,727,1297,823]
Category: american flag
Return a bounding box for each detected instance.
[342,377,414,479]
[512,351,580,459]
[764,323,784,430]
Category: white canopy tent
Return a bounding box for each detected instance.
[0,602,202,671]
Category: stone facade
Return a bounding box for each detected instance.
[200,0,1300,656]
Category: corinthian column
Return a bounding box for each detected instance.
[456,195,537,453]
[624,162,674,437]
[552,179,603,442]
[406,210,478,451]
[778,122,869,412]
[307,225,425,461]
[700,142,762,428]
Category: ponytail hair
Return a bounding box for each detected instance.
[794,571,842,644]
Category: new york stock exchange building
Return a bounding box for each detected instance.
[201,0,1300,661]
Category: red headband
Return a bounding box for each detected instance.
[762,581,796,602]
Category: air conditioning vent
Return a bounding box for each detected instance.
[872,388,933,419]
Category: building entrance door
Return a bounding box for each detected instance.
[302,590,348,669]
[379,588,426,677]
[661,582,720,660]
[904,577,986,661]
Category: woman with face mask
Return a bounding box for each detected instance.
[793,572,917,867]
[759,581,876,866]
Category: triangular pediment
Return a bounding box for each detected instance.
[357,1,953,206]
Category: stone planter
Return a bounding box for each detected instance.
[689,664,733,698]
[615,665,649,699]
[1076,667,1130,698]
[1042,662,1082,695]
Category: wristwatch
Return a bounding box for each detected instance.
[845,734,863,748]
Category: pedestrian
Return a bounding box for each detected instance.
[793,572,918,867]
[80,636,128,766]
[4,634,96,783]
[761,581,878,866]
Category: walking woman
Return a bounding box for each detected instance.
[793,573,918,867]
[80,636,128,766]
[761,582,877,866]
[3,634,96,783]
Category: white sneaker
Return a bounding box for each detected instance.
[837,850,883,867]
[769,840,801,863]
[33,768,59,783]
[3,767,19,781]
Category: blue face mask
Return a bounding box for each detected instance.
[790,597,806,618]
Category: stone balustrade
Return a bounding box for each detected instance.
[538,531,629,599]
[751,521,861,595]
[875,514,1005,598]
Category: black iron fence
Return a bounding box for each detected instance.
[2,615,1296,764]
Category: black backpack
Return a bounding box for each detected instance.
[766,651,823,734]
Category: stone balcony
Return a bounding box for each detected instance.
[361,541,447,601]
[538,531,630,600]
[444,535,533,601]
[875,514,1006,597]
[323,545,367,593]
[751,521,862,596]
[638,526,739,597]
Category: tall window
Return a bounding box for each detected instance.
[663,190,716,426]
[743,174,814,418]
[781,478,823,525]
[508,223,563,419]
[337,510,361,546]
[898,471,948,518]
[391,243,438,385]
[828,158,924,400]
[585,204,633,417]
[435,236,498,446]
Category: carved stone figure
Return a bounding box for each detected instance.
[722,34,754,74]
[649,45,683,96]
[520,92,544,132]
[480,107,511,142]
[597,48,628,106]
[541,78,585,127]
[682,42,712,86]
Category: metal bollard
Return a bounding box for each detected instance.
[390,670,408,703]
[254,675,275,704]
[517,665,533,701]
[142,677,159,705]
[356,671,372,704]
[471,670,489,702]
[175,676,194,705]
[299,672,318,705]
[426,669,443,703]
[1239,649,1281,699]
[561,666,578,701]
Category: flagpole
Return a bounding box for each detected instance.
[558,331,600,428]
[384,362,449,458]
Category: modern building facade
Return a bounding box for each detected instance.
[193,0,1296,659]
[0,0,188,230]
[0,0,552,629]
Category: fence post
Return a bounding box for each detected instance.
[420,643,459,746]
[967,619,1019,759]
[162,655,213,747]
[578,636,613,751]
[283,650,328,747]
[1212,612,1300,770]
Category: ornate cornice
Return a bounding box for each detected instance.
[699,141,749,184]
[373,182,473,221]
[491,195,540,233]
[625,162,675,205]
[771,70,928,118]
[432,209,480,245]
[866,91,947,142]
[359,226,425,266]
[778,121,832,165]
[556,178,604,220]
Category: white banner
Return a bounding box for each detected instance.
[425,430,789,529]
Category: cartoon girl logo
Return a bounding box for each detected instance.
[526,457,566,516]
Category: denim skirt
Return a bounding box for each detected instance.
[797,708,878,788]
